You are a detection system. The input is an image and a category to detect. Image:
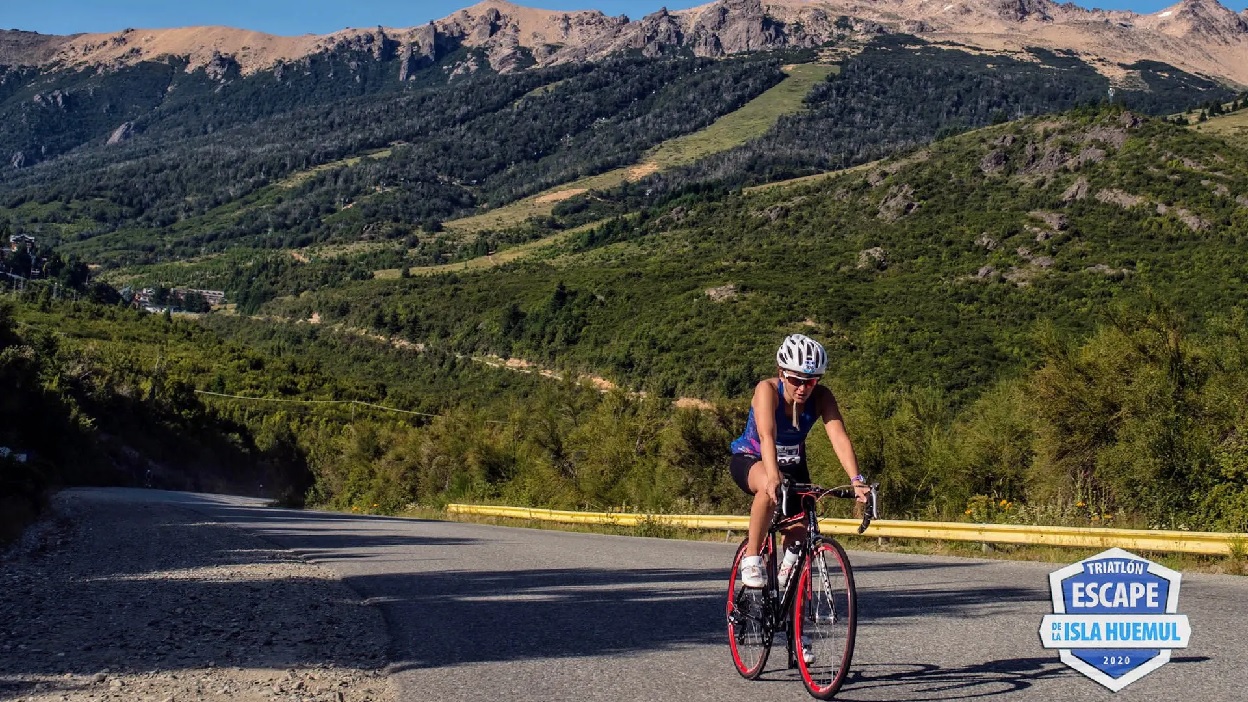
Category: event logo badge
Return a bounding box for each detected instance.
[1038,548,1190,691]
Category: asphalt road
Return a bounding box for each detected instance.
[119,489,1247,701]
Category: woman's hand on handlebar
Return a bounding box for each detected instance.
[852,483,870,503]
[762,473,782,506]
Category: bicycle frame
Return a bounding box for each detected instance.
[727,478,879,679]
[762,480,878,668]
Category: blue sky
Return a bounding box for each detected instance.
[4,1,1225,37]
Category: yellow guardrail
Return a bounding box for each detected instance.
[445,504,1246,556]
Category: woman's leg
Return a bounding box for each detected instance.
[780,525,808,552]
[745,460,774,557]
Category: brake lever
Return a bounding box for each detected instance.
[777,477,792,517]
[857,484,880,534]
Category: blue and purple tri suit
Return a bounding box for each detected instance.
[729,380,819,495]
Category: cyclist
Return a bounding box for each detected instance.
[730,333,869,589]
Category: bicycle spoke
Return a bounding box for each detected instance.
[794,541,857,699]
[727,539,772,678]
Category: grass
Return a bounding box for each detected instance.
[1189,109,1248,148]
[375,220,605,278]
[276,148,394,188]
[443,171,633,236]
[644,63,839,171]
[442,63,839,237]
[743,161,875,194]
[518,78,568,101]
[294,241,400,262]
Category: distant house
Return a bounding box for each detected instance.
[180,288,226,306]
[9,234,35,252]
[130,286,226,311]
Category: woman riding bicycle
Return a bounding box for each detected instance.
[730,333,869,589]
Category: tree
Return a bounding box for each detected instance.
[181,291,210,313]
[10,247,32,279]
[57,258,90,291]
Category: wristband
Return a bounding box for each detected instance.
[853,474,866,484]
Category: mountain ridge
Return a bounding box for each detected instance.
[1,0,1246,85]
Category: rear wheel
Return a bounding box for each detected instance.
[727,539,772,678]
[793,540,856,698]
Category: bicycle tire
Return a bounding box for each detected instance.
[727,538,772,678]
[793,540,857,699]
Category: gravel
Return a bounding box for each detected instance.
[0,491,395,702]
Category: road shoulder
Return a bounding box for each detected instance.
[0,489,395,702]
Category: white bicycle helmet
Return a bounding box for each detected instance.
[776,333,827,376]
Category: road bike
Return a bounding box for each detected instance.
[726,479,879,699]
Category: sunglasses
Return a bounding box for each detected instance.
[781,372,820,387]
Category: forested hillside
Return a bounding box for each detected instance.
[3,26,1248,543]
[1,48,789,263]
[0,36,1234,272]
[251,109,1248,401]
[637,40,1235,191]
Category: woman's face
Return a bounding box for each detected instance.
[780,369,820,402]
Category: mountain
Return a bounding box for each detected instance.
[1134,0,1248,42]
[2,0,1246,85]
[5,4,1248,530]
[0,0,1239,268]
[10,106,1248,533]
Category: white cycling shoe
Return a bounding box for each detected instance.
[738,555,766,588]
[778,560,796,591]
[802,637,816,665]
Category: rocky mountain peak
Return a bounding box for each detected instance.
[1,0,1246,86]
[685,0,789,55]
[987,0,1057,22]
[1143,0,1248,42]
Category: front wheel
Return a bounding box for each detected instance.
[727,539,772,678]
[793,540,857,698]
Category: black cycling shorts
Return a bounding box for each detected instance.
[729,453,810,516]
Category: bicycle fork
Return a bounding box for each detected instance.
[807,549,839,626]
[779,547,807,669]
